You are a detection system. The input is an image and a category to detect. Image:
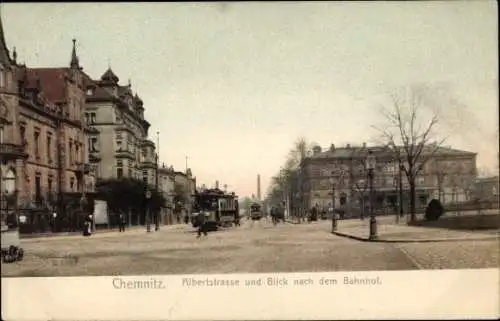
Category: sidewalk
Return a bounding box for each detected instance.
[332,221,499,243]
[20,224,186,240]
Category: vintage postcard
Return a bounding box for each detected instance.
[1,1,499,320]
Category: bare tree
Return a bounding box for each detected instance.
[265,137,316,221]
[375,86,446,222]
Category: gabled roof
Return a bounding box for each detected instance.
[118,84,132,97]
[24,68,70,104]
[0,13,14,67]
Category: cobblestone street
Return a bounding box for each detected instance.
[2,219,498,277]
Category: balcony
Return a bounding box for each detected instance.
[140,160,157,169]
[0,143,28,159]
[115,148,135,159]
[89,151,101,162]
[75,162,92,175]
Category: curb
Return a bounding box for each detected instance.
[331,231,499,243]
[19,225,181,239]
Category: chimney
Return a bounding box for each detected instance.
[215,180,219,189]
[362,142,367,148]
[329,144,335,152]
[257,174,261,201]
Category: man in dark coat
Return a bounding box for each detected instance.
[83,215,92,237]
[196,212,208,238]
[119,213,126,232]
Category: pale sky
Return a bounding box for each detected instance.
[2,1,498,198]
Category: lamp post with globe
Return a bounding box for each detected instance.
[366,150,377,240]
[145,189,152,232]
[329,175,337,232]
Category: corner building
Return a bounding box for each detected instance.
[1,16,94,230]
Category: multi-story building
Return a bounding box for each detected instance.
[472,176,499,204]
[173,168,196,220]
[158,164,175,224]
[299,143,477,215]
[82,68,156,184]
[1,16,94,223]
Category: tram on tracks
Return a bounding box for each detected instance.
[250,202,263,220]
[191,188,239,231]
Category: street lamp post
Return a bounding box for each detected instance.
[155,131,160,231]
[398,163,404,220]
[366,150,377,240]
[145,189,152,232]
[329,175,337,232]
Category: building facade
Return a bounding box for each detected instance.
[1,17,94,225]
[82,68,157,184]
[472,176,499,204]
[299,143,477,216]
[173,169,196,221]
[158,164,175,224]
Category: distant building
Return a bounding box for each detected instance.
[173,168,196,221]
[472,176,499,203]
[158,164,175,224]
[298,143,477,215]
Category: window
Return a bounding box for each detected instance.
[70,177,75,190]
[0,69,5,88]
[48,177,53,192]
[47,134,52,163]
[0,126,3,143]
[75,143,80,163]
[127,137,133,152]
[128,168,132,177]
[19,125,26,143]
[142,170,149,185]
[116,168,123,178]
[34,130,40,158]
[89,137,98,152]
[116,140,122,151]
[35,174,41,203]
[89,112,96,124]
[68,140,73,165]
[86,88,94,96]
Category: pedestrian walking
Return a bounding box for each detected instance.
[119,213,126,232]
[83,215,92,237]
[195,212,208,238]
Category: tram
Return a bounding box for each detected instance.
[192,188,239,231]
[250,202,263,220]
